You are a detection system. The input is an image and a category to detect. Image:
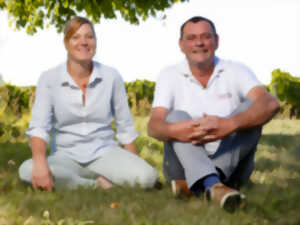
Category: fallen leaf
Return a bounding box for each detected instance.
[110,202,120,208]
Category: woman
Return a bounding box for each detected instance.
[19,16,157,191]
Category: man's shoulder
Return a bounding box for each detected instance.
[216,57,261,88]
[158,60,186,80]
[161,60,186,72]
[217,57,253,74]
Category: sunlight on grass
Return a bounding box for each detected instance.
[262,119,300,135]
[0,118,300,225]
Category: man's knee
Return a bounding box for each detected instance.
[166,110,192,123]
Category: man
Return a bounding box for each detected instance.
[147,16,279,211]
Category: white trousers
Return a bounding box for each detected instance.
[19,147,158,189]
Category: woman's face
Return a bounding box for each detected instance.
[65,23,96,63]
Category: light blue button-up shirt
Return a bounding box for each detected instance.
[26,61,139,163]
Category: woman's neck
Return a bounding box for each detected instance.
[67,58,93,79]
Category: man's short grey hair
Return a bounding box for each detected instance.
[180,16,217,39]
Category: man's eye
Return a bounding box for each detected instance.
[202,34,213,39]
[186,36,195,40]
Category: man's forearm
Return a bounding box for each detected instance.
[148,107,203,143]
[231,94,280,131]
[147,119,173,142]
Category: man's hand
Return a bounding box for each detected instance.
[32,161,54,191]
[148,107,209,143]
[189,114,236,144]
[169,120,205,142]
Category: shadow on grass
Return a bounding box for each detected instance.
[256,134,300,173]
[259,134,300,150]
[255,158,281,172]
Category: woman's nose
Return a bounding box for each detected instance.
[79,37,88,45]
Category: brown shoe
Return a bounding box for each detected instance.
[171,180,192,198]
[206,182,245,212]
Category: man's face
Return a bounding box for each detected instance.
[179,21,218,67]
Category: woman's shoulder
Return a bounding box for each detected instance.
[93,61,122,81]
[38,62,66,85]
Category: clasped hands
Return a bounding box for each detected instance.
[172,114,235,145]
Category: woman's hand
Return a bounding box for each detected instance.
[30,137,54,191]
[123,142,138,155]
[32,160,54,191]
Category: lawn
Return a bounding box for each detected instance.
[0,118,300,225]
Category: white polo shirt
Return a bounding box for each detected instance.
[152,56,262,155]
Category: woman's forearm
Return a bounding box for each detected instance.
[30,137,48,163]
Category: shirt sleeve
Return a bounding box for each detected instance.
[233,63,262,100]
[152,69,174,109]
[26,73,53,144]
[111,72,139,145]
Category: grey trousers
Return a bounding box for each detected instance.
[163,101,262,189]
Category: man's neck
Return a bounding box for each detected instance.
[189,61,215,88]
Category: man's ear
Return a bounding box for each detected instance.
[215,34,219,50]
[179,39,184,53]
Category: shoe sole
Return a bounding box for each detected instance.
[221,192,246,212]
[171,180,192,198]
[171,180,178,196]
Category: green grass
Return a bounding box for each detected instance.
[1,118,300,225]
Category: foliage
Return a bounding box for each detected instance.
[125,79,155,116]
[0,74,4,86]
[1,119,300,225]
[3,72,300,142]
[269,69,300,118]
[1,0,188,35]
[0,84,35,143]
[0,80,155,142]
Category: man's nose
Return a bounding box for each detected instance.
[195,37,204,46]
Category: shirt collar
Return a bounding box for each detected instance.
[179,56,225,87]
[60,61,103,88]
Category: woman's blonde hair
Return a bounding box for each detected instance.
[63,16,96,44]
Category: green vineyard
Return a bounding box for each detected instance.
[267,69,300,118]
[0,70,300,143]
